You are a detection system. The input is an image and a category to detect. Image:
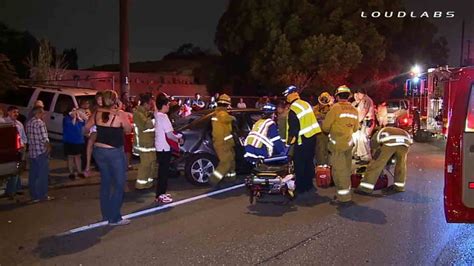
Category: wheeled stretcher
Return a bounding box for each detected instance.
[244,154,295,204]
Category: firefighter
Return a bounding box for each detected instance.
[313,92,334,166]
[243,103,285,164]
[283,85,321,196]
[322,85,359,204]
[355,126,413,195]
[133,93,157,190]
[209,94,237,186]
[352,88,375,163]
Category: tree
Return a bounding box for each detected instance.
[62,48,78,69]
[0,54,19,92]
[215,0,449,99]
[162,43,210,60]
[0,22,39,78]
[26,38,68,84]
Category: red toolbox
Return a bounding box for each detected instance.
[315,165,332,188]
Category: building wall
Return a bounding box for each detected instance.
[54,69,208,97]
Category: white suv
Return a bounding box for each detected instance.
[0,84,98,140]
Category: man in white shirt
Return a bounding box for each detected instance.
[153,94,183,204]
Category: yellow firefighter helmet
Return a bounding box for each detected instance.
[318,92,333,105]
[335,85,352,96]
[217,94,231,105]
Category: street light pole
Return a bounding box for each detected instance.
[120,0,130,104]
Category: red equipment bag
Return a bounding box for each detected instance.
[166,131,182,157]
[351,173,388,190]
[315,165,332,188]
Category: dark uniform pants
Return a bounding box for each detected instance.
[358,145,408,193]
[294,135,316,194]
[328,145,353,202]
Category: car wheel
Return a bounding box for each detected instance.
[185,153,218,186]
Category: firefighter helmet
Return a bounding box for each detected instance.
[282,85,298,97]
[261,103,276,113]
[318,92,332,105]
[217,94,231,105]
[335,85,351,96]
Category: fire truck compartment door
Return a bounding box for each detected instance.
[462,84,474,208]
[462,133,474,208]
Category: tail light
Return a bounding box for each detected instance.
[15,132,21,151]
[398,115,411,126]
[469,182,474,189]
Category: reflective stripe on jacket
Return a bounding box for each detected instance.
[133,106,156,152]
[287,99,321,145]
[372,126,413,149]
[211,107,235,147]
[322,102,359,151]
[244,118,285,158]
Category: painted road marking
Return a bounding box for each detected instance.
[58,183,245,236]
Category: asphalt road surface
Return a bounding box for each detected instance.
[1,140,473,265]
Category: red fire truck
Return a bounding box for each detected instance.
[404,67,446,141]
[406,66,474,222]
[442,66,474,223]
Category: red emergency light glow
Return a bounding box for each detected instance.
[469,182,474,189]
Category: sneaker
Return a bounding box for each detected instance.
[68,173,76,180]
[78,173,86,179]
[83,169,90,177]
[28,199,40,204]
[155,194,173,204]
[109,219,131,226]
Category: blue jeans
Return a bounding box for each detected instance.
[5,175,21,196]
[28,152,49,200]
[93,146,127,223]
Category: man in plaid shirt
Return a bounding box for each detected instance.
[26,107,53,202]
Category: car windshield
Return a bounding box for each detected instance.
[387,101,400,109]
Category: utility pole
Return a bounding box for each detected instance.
[467,40,471,66]
[460,20,465,67]
[120,0,130,104]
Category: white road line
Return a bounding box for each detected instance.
[58,183,245,236]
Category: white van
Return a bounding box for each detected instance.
[0,84,98,140]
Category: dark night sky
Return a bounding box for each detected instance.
[0,0,472,69]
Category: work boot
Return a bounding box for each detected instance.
[354,188,373,196]
[330,196,353,207]
[225,173,237,183]
[382,185,404,195]
[208,174,222,187]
